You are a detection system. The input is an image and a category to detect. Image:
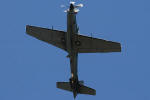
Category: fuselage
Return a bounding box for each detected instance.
[66,4,78,79]
[66,4,79,97]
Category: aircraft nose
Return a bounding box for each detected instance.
[70,4,74,10]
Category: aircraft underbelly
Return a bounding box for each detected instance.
[70,53,78,77]
[67,12,78,77]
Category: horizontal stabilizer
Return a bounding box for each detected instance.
[79,85,96,95]
[57,82,96,95]
[57,82,72,92]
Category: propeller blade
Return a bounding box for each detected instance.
[70,1,76,5]
[64,9,69,12]
[60,5,66,8]
[74,8,80,12]
[76,4,84,8]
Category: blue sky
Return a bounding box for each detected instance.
[0,0,150,100]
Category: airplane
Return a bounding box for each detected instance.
[26,1,121,99]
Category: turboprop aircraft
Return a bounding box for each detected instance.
[26,1,121,99]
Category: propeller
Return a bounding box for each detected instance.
[70,1,76,5]
[61,1,84,12]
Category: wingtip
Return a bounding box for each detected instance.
[119,43,122,52]
[26,25,30,29]
[26,25,30,34]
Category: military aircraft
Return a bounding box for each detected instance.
[26,1,121,99]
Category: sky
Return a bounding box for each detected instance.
[0,0,150,100]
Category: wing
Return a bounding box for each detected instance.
[74,34,121,53]
[26,25,66,51]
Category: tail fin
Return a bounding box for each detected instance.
[79,85,96,95]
